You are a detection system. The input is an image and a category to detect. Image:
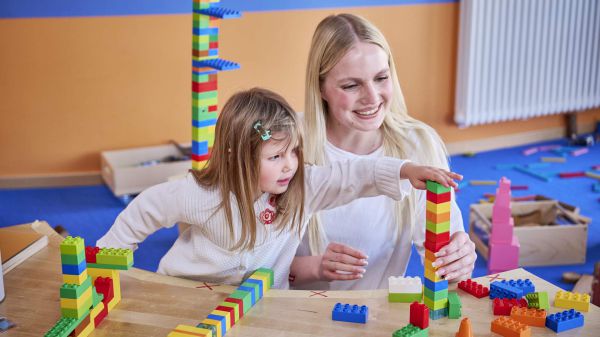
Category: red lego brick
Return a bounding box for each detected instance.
[458,279,490,298]
[94,303,109,327]
[224,297,244,318]
[427,190,451,204]
[424,239,449,253]
[94,277,114,305]
[425,230,450,243]
[215,305,235,325]
[192,80,217,93]
[493,298,528,316]
[85,246,100,264]
[409,301,429,329]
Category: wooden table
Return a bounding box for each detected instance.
[1,221,599,336]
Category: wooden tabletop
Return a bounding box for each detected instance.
[1,221,598,336]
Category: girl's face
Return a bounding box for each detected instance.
[259,135,299,195]
[320,42,392,138]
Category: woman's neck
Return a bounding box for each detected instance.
[326,128,383,155]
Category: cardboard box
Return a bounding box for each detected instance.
[101,144,191,196]
[469,200,590,267]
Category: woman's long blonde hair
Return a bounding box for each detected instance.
[304,13,449,254]
[193,87,305,251]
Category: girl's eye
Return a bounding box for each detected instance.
[269,155,280,161]
[376,75,389,82]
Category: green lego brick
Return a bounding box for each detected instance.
[60,236,84,255]
[253,268,274,287]
[192,73,210,83]
[241,281,260,303]
[424,287,448,302]
[96,248,133,266]
[43,314,89,337]
[526,291,549,311]
[426,180,451,194]
[60,250,85,265]
[426,220,450,233]
[86,261,132,270]
[193,90,218,100]
[92,287,104,308]
[229,290,252,314]
[61,297,92,319]
[219,301,240,322]
[60,276,92,299]
[388,292,423,303]
[193,42,209,51]
[193,110,218,122]
[447,291,462,319]
[424,296,448,311]
[393,324,429,337]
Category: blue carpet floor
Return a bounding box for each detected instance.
[1,137,598,289]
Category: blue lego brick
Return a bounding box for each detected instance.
[208,49,218,56]
[508,279,535,295]
[193,58,240,71]
[424,278,448,292]
[193,69,218,76]
[206,314,227,336]
[245,278,264,299]
[514,166,552,182]
[490,280,524,299]
[545,309,584,333]
[61,259,87,275]
[429,307,448,320]
[195,7,241,19]
[193,27,219,36]
[332,303,368,324]
[192,140,209,155]
[192,119,217,128]
[237,285,256,306]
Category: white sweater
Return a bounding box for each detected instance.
[97,157,408,289]
[295,141,464,290]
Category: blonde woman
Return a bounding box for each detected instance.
[97,87,461,288]
[290,14,476,290]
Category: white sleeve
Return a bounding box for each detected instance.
[96,180,183,251]
[412,188,465,263]
[304,157,409,214]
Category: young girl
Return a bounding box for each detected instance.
[97,87,461,289]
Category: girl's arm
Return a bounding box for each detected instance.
[97,179,183,250]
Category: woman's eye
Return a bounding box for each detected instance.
[376,76,389,82]
[342,84,358,90]
[270,155,280,160]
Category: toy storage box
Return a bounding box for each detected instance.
[101,144,191,196]
[469,200,590,267]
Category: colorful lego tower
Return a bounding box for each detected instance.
[45,237,133,337]
[424,181,451,320]
[191,0,241,170]
[488,177,520,274]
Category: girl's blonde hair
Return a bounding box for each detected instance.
[304,13,450,254]
[193,87,305,251]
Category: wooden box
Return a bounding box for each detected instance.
[469,200,590,267]
[101,144,191,196]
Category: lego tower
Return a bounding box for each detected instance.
[424,181,451,320]
[488,177,520,274]
[191,0,241,170]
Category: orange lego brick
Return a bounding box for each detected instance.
[426,210,450,223]
[510,307,546,327]
[491,316,531,337]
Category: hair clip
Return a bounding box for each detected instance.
[253,120,271,141]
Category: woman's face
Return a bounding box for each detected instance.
[320,42,392,136]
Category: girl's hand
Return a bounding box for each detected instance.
[319,242,368,281]
[400,162,463,190]
[432,231,476,282]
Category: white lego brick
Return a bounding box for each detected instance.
[388,276,422,294]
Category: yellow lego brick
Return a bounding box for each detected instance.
[192,160,208,170]
[168,325,213,337]
[211,310,231,329]
[60,287,92,310]
[88,268,121,311]
[63,270,89,285]
[424,296,448,311]
[424,257,439,272]
[554,291,590,312]
[60,236,85,255]
[424,267,443,282]
[248,273,270,292]
[426,200,451,214]
[194,97,218,107]
[425,249,436,262]
[90,301,105,326]
[201,318,222,337]
[192,125,215,142]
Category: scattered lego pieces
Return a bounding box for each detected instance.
[525,292,548,311]
[585,171,600,180]
[455,317,472,337]
[331,303,368,324]
[458,279,489,298]
[559,171,586,178]
[491,316,531,337]
[509,307,546,327]
[554,290,590,312]
[493,298,528,316]
[545,309,584,333]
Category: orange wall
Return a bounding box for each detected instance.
[1,3,599,177]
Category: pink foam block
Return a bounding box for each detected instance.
[488,238,520,274]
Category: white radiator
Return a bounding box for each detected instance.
[455,0,600,127]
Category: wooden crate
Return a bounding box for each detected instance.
[101,144,191,196]
[469,200,590,267]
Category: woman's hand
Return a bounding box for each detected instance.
[400,162,462,190]
[318,242,368,281]
[432,231,476,282]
